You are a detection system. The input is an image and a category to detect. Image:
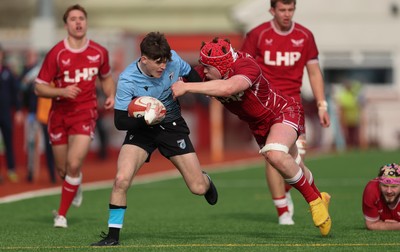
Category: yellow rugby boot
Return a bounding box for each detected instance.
[309,197,331,236]
[318,216,331,236]
[321,192,331,210]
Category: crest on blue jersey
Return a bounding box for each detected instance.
[169,72,174,80]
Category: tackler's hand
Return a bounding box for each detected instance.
[171,80,187,100]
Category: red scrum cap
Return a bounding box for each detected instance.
[199,38,236,79]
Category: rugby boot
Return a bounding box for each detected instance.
[91,231,119,246]
[202,171,218,205]
[321,192,331,210]
[309,197,331,236]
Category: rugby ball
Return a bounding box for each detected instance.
[128,96,166,120]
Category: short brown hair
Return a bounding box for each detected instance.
[63,4,87,24]
[270,0,296,8]
[140,32,172,62]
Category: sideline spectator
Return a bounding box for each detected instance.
[336,79,363,149]
[0,44,23,183]
[19,49,56,184]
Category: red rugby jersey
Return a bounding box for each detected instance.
[362,179,400,222]
[241,21,319,102]
[196,52,303,137]
[36,39,111,111]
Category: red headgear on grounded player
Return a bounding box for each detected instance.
[378,163,400,185]
[199,38,236,79]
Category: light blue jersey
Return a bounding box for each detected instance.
[114,50,191,122]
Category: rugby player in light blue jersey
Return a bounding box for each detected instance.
[91,32,218,247]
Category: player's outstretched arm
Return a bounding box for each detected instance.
[365,219,400,230]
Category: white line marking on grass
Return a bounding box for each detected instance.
[0,157,263,204]
[2,243,400,250]
[0,153,337,205]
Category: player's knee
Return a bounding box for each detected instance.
[67,160,82,176]
[260,143,289,164]
[189,180,208,196]
[113,174,131,192]
[265,150,286,165]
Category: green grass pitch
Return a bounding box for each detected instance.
[1,149,399,251]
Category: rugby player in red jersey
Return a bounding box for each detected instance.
[241,0,330,225]
[35,4,115,228]
[172,38,331,236]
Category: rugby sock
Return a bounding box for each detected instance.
[285,168,318,203]
[108,204,127,240]
[284,183,292,193]
[273,195,290,216]
[307,171,322,198]
[58,174,81,216]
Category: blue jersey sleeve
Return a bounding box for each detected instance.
[114,62,137,111]
[171,50,191,77]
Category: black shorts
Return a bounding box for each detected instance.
[123,116,195,162]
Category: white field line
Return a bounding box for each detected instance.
[0,157,264,204]
[2,242,400,250]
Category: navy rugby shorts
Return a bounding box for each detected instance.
[123,116,195,161]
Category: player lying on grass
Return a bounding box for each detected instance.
[171,37,331,236]
[363,163,400,230]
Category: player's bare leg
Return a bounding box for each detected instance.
[171,152,218,205]
[92,145,147,246]
[261,123,331,235]
[266,162,294,225]
[52,135,91,228]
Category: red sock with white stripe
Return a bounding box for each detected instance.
[58,174,81,217]
[285,168,318,203]
[273,196,289,216]
[307,171,322,198]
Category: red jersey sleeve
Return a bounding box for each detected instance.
[362,179,381,221]
[231,56,260,87]
[36,42,63,84]
[92,42,111,78]
[305,31,319,63]
[240,30,258,58]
